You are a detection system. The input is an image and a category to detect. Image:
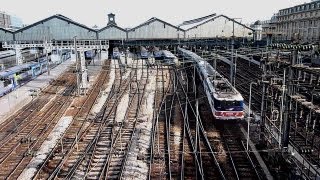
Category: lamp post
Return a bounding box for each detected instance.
[247,82,257,151]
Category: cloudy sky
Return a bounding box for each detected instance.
[1,0,309,28]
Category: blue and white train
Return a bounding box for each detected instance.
[0,60,48,97]
[178,48,244,120]
[140,46,149,59]
[112,47,120,59]
[0,50,15,59]
[153,47,162,60]
[85,50,96,60]
[161,50,176,64]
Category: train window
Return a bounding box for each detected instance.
[3,79,11,87]
[214,99,242,111]
[221,101,241,107]
[34,67,41,72]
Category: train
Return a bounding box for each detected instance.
[85,50,96,60]
[0,60,48,97]
[140,46,149,59]
[178,48,244,120]
[161,50,176,64]
[51,49,71,64]
[0,49,36,59]
[153,47,162,60]
[112,47,120,59]
[0,50,15,59]
[152,48,176,64]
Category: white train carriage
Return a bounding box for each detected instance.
[112,47,120,59]
[0,60,48,97]
[178,48,244,120]
[0,50,15,59]
[140,46,149,59]
[153,47,162,60]
[198,61,244,120]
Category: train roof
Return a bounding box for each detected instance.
[140,46,147,51]
[153,47,160,52]
[0,63,32,77]
[0,50,15,56]
[162,50,176,58]
[197,55,243,101]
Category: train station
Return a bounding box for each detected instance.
[0,0,319,179]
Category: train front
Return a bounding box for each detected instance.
[212,90,244,120]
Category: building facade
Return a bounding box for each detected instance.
[0,12,11,29]
[276,0,320,43]
[0,12,23,30]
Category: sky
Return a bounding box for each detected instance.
[0,0,310,28]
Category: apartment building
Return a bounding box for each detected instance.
[276,0,320,43]
[0,12,11,29]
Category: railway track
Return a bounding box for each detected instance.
[149,65,177,179]
[202,48,320,178]
[221,123,262,179]
[176,51,268,179]
[56,59,130,179]
[106,62,148,179]
[0,71,75,140]
[166,63,226,179]
[0,71,77,179]
[32,60,112,179]
[193,67,264,180]
[34,59,150,179]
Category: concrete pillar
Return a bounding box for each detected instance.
[267,34,272,46]
[15,46,23,65]
[79,49,88,90]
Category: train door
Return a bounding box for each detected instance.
[0,77,13,96]
[32,65,41,77]
[16,67,32,82]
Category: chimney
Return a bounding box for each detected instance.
[107,13,117,26]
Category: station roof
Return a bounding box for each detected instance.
[178,13,217,29]
[3,13,254,40]
[0,27,13,33]
[14,14,96,33]
[127,17,185,32]
[98,24,127,32]
[179,14,254,32]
